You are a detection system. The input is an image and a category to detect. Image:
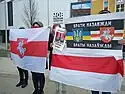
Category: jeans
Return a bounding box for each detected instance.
[31,72,45,91]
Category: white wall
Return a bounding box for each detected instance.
[0,3,6,30]
[13,0,25,29]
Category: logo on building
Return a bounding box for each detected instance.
[53,12,64,24]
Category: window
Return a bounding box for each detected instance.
[116,0,125,12]
[104,0,108,10]
[121,4,124,11]
[7,1,13,26]
[116,4,120,12]
[116,4,124,12]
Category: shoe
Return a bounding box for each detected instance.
[21,80,28,88]
[62,90,67,94]
[16,80,23,87]
[32,90,38,94]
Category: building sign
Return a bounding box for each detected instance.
[53,12,64,24]
[70,1,91,17]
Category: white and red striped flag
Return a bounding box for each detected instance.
[10,28,49,73]
[50,13,125,93]
[50,48,124,93]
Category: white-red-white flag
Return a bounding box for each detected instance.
[10,28,49,73]
[50,48,124,93]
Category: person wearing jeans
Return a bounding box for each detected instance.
[31,72,45,94]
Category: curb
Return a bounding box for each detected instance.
[0,72,18,79]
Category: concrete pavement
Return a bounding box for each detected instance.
[0,57,125,94]
[0,57,89,94]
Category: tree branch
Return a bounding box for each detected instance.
[23,0,38,27]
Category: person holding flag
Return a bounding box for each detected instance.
[48,24,61,70]
[15,27,29,88]
[10,21,50,94]
[31,21,45,94]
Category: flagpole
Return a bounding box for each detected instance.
[4,0,8,50]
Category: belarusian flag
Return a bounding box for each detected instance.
[10,28,49,73]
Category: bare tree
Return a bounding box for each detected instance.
[23,0,38,28]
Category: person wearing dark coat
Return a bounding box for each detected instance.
[48,24,61,70]
[16,27,29,88]
[31,21,45,94]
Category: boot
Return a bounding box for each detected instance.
[21,80,28,88]
[22,69,28,88]
[32,72,39,94]
[38,90,44,94]
[32,89,38,94]
[16,79,24,87]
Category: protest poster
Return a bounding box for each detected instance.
[65,19,124,50]
[53,27,66,51]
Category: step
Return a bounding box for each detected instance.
[0,49,9,57]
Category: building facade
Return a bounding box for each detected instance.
[0,0,124,43]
